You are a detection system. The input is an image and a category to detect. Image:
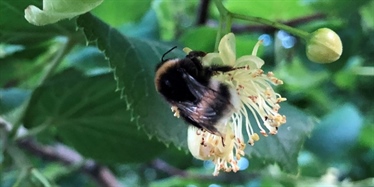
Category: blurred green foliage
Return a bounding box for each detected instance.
[0,0,373,186]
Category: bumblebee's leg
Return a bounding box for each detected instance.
[209,65,234,72]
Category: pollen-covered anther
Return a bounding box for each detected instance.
[267,71,274,77]
[270,77,284,85]
[260,130,268,136]
[171,106,180,118]
[248,139,254,146]
[264,88,273,98]
[252,69,264,77]
[276,97,287,103]
[270,129,278,135]
[248,95,258,103]
[251,133,260,141]
[235,152,243,160]
[273,104,280,112]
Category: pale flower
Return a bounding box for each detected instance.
[186,33,287,175]
[25,0,103,26]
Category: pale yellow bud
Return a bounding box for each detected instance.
[306,28,343,63]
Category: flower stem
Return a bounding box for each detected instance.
[8,37,76,140]
[354,66,374,76]
[31,168,52,187]
[213,0,311,46]
[230,13,310,39]
[213,0,230,51]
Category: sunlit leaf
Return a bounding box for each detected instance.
[179,26,217,52]
[92,0,151,27]
[225,0,314,21]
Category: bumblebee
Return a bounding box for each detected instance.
[155,47,240,137]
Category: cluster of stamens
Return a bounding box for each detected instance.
[188,126,246,176]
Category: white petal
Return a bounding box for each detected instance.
[203,53,224,65]
[219,33,236,65]
[236,55,264,69]
[187,126,211,160]
[25,0,103,26]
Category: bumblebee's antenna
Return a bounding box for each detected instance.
[161,46,177,62]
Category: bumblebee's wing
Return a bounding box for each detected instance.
[180,70,208,99]
[176,71,233,135]
[175,100,220,134]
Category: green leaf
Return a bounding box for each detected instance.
[92,0,151,27]
[0,88,30,114]
[0,119,7,164]
[225,0,314,22]
[359,0,374,31]
[66,46,110,76]
[179,26,217,52]
[153,0,198,41]
[246,103,316,174]
[119,9,160,40]
[76,13,188,148]
[23,70,166,163]
[0,43,25,58]
[359,124,374,148]
[305,103,363,160]
[274,58,329,92]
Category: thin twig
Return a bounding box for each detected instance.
[207,13,326,34]
[1,117,123,187]
[150,158,259,184]
[196,0,211,25]
[17,140,123,187]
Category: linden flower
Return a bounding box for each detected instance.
[185,33,287,176]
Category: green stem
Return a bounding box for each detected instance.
[354,66,374,76]
[213,0,230,51]
[213,0,229,16]
[214,15,224,51]
[230,13,310,39]
[213,0,311,47]
[15,119,52,141]
[7,145,32,187]
[12,168,29,187]
[9,37,76,140]
[31,168,52,187]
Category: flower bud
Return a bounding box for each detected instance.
[306,28,343,63]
